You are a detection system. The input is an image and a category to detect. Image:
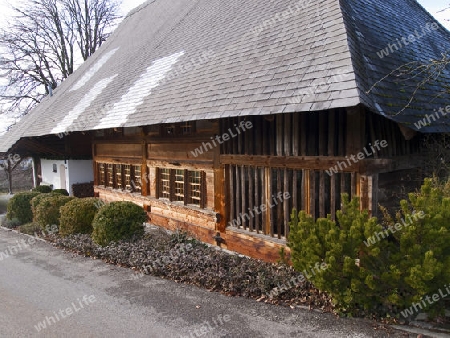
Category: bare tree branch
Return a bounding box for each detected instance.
[0,0,122,120]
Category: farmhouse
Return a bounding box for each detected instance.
[1,0,449,261]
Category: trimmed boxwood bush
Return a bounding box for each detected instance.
[31,193,51,220]
[34,194,74,230]
[6,192,40,224]
[92,201,146,246]
[52,189,69,196]
[32,185,52,193]
[59,198,100,236]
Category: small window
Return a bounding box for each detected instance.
[188,171,202,206]
[115,164,123,189]
[106,164,114,187]
[159,168,171,199]
[98,163,106,185]
[174,169,185,202]
[157,168,205,208]
[132,165,142,192]
[53,164,57,173]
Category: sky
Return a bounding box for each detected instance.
[0,0,448,133]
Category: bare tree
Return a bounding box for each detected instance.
[0,0,121,119]
[0,154,23,194]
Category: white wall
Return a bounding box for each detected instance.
[40,159,93,195]
[40,159,67,190]
[67,160,94,195]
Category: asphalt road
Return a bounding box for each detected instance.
[0,228,418,338]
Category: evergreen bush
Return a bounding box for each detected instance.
[52,189,69,196]
[33,194,74,230]
[59,198,100,236]
[6,191,40,224]
[92,201,146,246]
[32,185,52,193]
[288,178,450,318]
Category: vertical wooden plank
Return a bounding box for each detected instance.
[241,165,246,229]
[284,113,292,156]
[338,109,345,156]
[228,165,235,226]
[368,113,379,159]
[284,168,290,239]
[256,117,263,155]
[277,169,282,239]
[319,171,325,218]
[371,174,379,217]
[341,172,346,195]
[269,117,275,156]
[330,174,336,220]
[360,175,369,211]
[319,112,327,156]
[276,114,283,156]
[351,172,356,199]
[302,169,309,212]
[300,113,307,156]
[248,166,254,232]
[292,170,298,212]
[292,113,299,156]
[235,165,241,226]
[254,167,260,233]
[183,169,188,206]
[264,167,271,236]
[328,110,335,156]
[261,168,266,234]
[310,170,316,219]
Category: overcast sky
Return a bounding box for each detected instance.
[0,0,448,133]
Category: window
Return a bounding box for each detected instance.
[97,162,144,193]
[53,164,57,173]
[132,165,142,192]
[115,164,123,189]
[159,168,171,199]
[174,169,185,202]
[188,171,202,205]
[98,163,106,185]
[157,168,205,208]
[106,164,114,187]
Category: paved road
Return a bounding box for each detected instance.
[0,228,417,338]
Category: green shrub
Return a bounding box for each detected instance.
[92,201,146,246]
[52,189,69,196]
[288,178,450,319]
[288,195,390,316]
[59,198,100,236]
[31,193,51,220]
[32,185,52,193]
[34,194,74,230]
[6,192,41,224]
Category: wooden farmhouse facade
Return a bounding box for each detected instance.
[1,0,450,262]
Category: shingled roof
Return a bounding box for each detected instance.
[1,0,449,153]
